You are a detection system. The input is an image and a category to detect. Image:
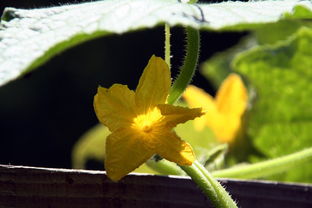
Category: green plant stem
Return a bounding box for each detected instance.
[180,161,237,208]
[164,24,171,69]
[212,147,312,179]
[146,158,186,176]
[167,27,200,104]
[162,3,235,207]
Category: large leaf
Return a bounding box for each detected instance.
[233,27,312,182]
[1,0,312,86]
[254,20,312,45]
[201,19,312,88]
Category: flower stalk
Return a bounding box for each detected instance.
[161,21,238,207]
[180,161,238,208]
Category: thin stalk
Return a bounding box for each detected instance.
[164,24,171,69]
[146,158,185,176]
[212,147,312,179]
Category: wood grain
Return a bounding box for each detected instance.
[0,164,311,208]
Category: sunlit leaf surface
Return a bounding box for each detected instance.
[234,28,312,182]
[1,0,312,86]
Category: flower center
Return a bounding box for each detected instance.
[132,107,163,133]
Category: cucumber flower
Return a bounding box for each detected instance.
[94,55,203,181]
[183,74,248,143]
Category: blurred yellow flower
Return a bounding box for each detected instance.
[183,74,248,143]
[94,55,203,181]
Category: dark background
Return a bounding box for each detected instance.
[0,0,245,169]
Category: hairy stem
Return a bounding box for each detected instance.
[167,27,200,104]
[180,161,238,208]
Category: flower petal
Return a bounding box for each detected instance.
[183,85,216,111]
[135,55,171,112]
[105,128,154,181]
[157,104,203,128]
[215,73,248,116]
[183,85,217,130]
[205,113,240,143]
[156,132,195,166]
[94,84,136,132]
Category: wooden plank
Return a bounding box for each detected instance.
[0,164,312,208]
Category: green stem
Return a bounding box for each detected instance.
[164,24,171,69]
[162,3,235,207]
[180,162,219,206]
[180,161,237,208]
[167,27,200,104]
[146,158,185,176]
[212,147,312,179]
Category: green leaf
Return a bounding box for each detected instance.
[233,27,312,182]
[1,0,312,86]
[201,20,312,88]
[254,20,312,45]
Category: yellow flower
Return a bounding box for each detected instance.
[94,55,203,181]
[183,74,248,143]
